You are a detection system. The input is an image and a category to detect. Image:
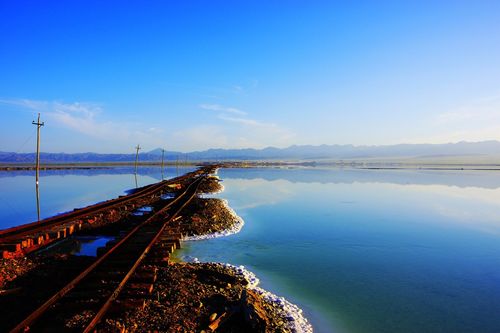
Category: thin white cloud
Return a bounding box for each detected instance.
[1,99,117,138]
[199,103,247,115]
[198,101,295,148]
[217,114,277,128]
[1,98,296,152]
[0,98,167,151]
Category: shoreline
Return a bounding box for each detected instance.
[2,162,500,172]
[0,168,314,332]
[182,198,244,241]
[181,261,314,333]
[181,174,313,332]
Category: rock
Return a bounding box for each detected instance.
[241,289,269,331]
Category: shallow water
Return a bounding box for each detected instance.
[2,166,500,332]
[71,236,115,256]
[178,167,500,333]
[0,166,194,229]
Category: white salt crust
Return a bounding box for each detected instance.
[181,260,314,333]
[184,168,313,332]
[182,199,243,241]
[224,263,314,333]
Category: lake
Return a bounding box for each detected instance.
[0,166,194,228]
[2,166,500,332]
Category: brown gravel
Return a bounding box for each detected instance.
[99,177,293,332]
[0,253,95,331]
[0,257,37,289]
[0,170,296,332]
[198,176,224,194]
[173,198,238,237]
[101,262,290,333]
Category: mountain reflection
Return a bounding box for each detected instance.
[221,167,500,189]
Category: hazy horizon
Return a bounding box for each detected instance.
[4,140,500,154]
[3,141,500,167]
[3,139,500,155]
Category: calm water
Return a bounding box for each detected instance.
[0,166,194,229]
[178,168,500,333]
[2,167,500,332]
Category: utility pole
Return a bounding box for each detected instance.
[133,145,141,189]
[134,144,141,174]
[32,113,44,185]
[32,113,44,222]
[161,148,165,180]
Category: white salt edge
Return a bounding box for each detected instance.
[198,182,225,197]
[182,197,243,241]
[182,259,314,333]
[183,169,313,332]
[225,263,314,333]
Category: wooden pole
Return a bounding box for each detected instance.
[32,113,44,185]
[134,144,141,174]
[32,113,44,222]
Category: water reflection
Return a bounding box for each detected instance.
[220,176,500,235]
[3,166,500,332]
[35,181,41,222]
[0,166,188,180]
[72,236,114,256]
[0,166,195,229]
[181,168,500,333]
[49,236,115,257]
[222,167,500,189]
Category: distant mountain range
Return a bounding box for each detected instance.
[1,141,500,163]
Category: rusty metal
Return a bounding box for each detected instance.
[0,168,209,258]
[8,170,208,333]
[83,174,204,333]
[0,170,197,238]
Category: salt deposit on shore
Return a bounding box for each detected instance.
[181,259,314,333]
[223,263,313,333]
[185,169,313,332]
[210,181,225,195]
[182,199,244,240]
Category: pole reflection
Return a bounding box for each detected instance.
[35,181,41,222]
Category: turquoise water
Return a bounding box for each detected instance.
[2,166,500,332]
[178,168,500,333]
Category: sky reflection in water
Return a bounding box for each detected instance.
[179,168,500,333]
[0,166,194,228]
[1,167,500,332]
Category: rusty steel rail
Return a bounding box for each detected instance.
[0,169,202,239]
[9,172,207,333]
[84,173,204,332]
[0,168,213,259]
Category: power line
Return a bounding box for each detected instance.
[14,127,37,154]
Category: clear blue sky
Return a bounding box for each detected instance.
[1,1,499,153]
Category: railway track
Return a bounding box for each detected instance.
[8,169,208,332]
[0,167,214,258]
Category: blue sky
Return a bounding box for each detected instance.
[1,1,499,153]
